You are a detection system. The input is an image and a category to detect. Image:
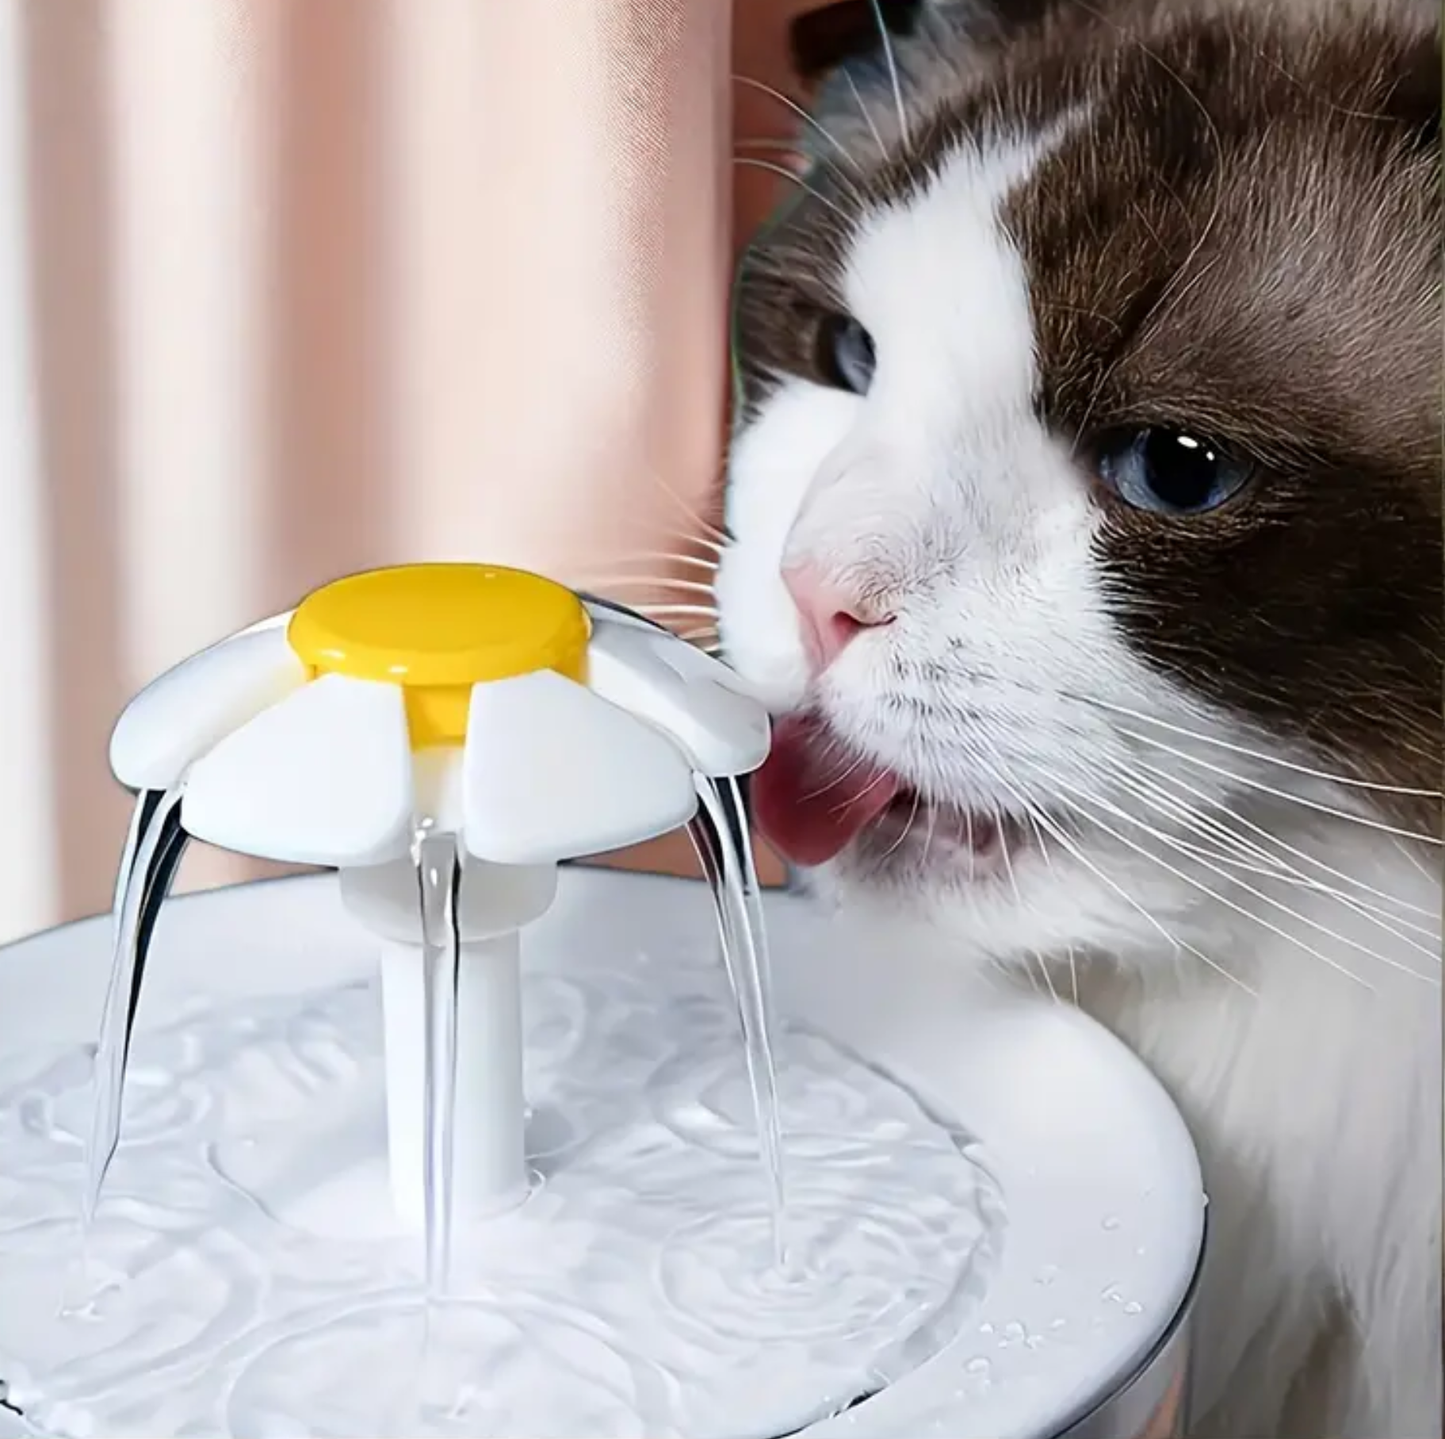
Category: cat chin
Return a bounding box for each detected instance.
[800,818,1178,978]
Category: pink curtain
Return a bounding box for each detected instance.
[0,0,811,942]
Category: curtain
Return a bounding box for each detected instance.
[0,0,812,946]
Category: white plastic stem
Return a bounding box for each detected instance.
[340,847,554,1232]
[380,929,528,1226]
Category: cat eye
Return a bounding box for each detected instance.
[815,312,876,395]
[1094,427,1255,515]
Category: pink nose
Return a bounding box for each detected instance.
[782,562,893,673]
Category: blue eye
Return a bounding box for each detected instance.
[1095,427,1255,514]
[815,312,876,395]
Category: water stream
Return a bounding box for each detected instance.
[689,775,791,1269]
[412,830,463,1308]
[80,785,190,1233]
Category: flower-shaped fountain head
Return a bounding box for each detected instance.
[109,562,769,868]
[100,563,772,1231]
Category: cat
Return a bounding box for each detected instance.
[715,1,1442,1433]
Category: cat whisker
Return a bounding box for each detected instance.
[1025,809,1081,1005]
[868,0,912,153]
[733,158,852,222]
[1030,950,1060,1003]
[1045,772,1423,991]
[1097,719,1440,845]
[878,789,923,862]
[583,553,719,578]
[735,137,808,160]
[994,802,1057,1001]
[1071,691,1443,799]
[1005,951,1043,997]
[799,748,873,804]
[1086,762,1433,976]
[1112,766,1440,953]
[1127,757,1440,922]
[830,767,895,819]
[733,137,866,210]
[1393,838,1436,883]
[1171,837,1438,960]
[843,69,888,161]
[584,578,718,603]
[632,603,720,621]
[919,803,939,873]
[978,757,1257,997]
[734,73,867,178]
[618,462,729,551]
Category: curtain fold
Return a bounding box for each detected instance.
[0,0,816,943]
[387,2,731,577]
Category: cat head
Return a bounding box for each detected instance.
[719,0,1441,964]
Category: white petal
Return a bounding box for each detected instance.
[585,616,770,777]
[184,674,414,867]
[109,625,307,790]
[236,609,294,638]
[462,670,697,864]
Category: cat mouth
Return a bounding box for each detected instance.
[751,711,1032,877]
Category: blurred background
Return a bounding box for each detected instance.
[0,0,817,945]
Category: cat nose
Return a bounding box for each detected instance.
[782,562,894,673]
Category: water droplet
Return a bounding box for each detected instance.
[1049,1318,1067,1330]
[1101,1214,1120,1230]
[1002,1321,1026,1344]
[979,1321,995,1335]
[965,1357,991,1376]
[1101,1283,1123,1304]
[1035,1264,1059,1286]
[1025,1333,1044,1350]
[1123,1300,1144,1316]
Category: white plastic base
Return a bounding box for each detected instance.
[380,932,528,1225]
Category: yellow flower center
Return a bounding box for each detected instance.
[287,563,591,746]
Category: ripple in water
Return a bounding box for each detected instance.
[0,943,1004,1439]
[226,1298,666,1439]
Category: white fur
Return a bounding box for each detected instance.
[719,134,1442,1438]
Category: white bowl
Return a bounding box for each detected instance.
[0,869,1203,1439]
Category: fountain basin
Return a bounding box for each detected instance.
[0,869,1203,1439]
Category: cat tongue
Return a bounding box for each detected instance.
[751,712,901,866]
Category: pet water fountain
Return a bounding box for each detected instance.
[0,563,1206,1439]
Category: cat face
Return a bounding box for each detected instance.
[719,0,1441,951]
